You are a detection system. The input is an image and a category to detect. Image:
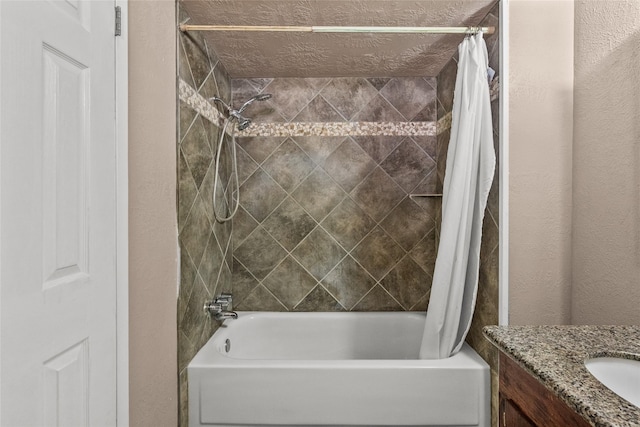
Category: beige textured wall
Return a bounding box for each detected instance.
[572,0,640,325]
[509,0,574,325]
[129,1,178,426]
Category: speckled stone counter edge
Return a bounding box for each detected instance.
[483,325,640,427]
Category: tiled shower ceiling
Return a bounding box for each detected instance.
[179,0,497,78]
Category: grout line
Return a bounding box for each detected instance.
[315,92,350,122]
[253,283,289,312]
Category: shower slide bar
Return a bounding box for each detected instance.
[179,24,495,35]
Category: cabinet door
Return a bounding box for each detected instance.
[500,396,537,427]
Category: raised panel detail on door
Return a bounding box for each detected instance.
[42,44,90,291]
[43,339,89,427]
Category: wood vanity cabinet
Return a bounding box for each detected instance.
[498,353,591,427]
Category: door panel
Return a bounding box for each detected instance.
[1,1,118,425]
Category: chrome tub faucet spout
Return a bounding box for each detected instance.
[204,293,238,321]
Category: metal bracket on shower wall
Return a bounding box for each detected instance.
[115,6,122,36]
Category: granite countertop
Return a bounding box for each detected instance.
[483,325,640,427]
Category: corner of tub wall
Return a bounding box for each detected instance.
[176,3,234,426]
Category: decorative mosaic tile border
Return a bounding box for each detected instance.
[437,112,452,135]
[236,121,436,137]
[179,78,440,137]
[179,78,225,126]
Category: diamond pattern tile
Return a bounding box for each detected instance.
[291,168,346,222]
[212,61,231,103]
[232,206,258,250]
[180,274,210,347]
[179,100,197,144]
[202,118,222,153]
[367,78,391,91]
[239,168,287,222]
[350,167,404,222]
[294,285,345,311]
[409,227,437,275]
[320,77,378,120]
[352,285,402,311]
[178,149,198,232]
[179,194,212,269]
[322,138,376,193]
[263,256,317,309]
[178,37,195,89]
[262,78,325,121]
[199,162,216,225]
[236,136,286,164]
[232,79,262,105]
[351,135,402,164]
[380,138,436,192]
[198,70,218,103]
[320,198,375,251]
[181,30,211,90]
[236,284,287,311]
[293,96,345,122]
[380,197,433,252]
[234,227,287,280]
[236,145,259,185]
[292,227,346,281]
[181,116,213,190]
[231,257,259,308]
[262,138,315,192]
[411,169,439,196]
[411,135,437,159]
[198,232,224,294]
[244,78,274,92]
[178,250,198,326]
[294,136,346,167]
[240,99,285,123]
[321,256,376,310]
[380,256,431,310]
[380,77,436,121]
[262,197,317,251]
[352,94,405,122]
[351,227,404,281]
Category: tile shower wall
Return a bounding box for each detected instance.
[176,4,233,426]
[176,3,501,425]
[232,77,440,312]
[435,4,501,425]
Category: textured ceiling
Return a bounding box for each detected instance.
[180,0,497,78]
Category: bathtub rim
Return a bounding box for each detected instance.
[189,311,490,369]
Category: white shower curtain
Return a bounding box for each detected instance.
[419,33,496,359]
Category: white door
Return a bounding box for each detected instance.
[1,1,119,425]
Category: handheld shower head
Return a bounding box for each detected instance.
[237,93,272,114]
[210,94,272,131]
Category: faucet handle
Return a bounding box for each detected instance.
[214,293,233,310]
[204,300,222,315]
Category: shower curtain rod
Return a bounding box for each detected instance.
[178,24,495,35]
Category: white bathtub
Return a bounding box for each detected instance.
[188,312,490,427]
